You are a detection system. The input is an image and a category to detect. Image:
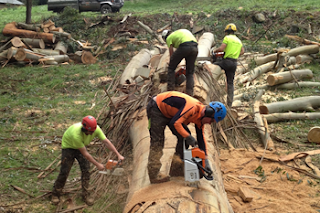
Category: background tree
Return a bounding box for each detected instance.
[26,0,32,24]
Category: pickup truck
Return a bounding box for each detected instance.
[48,0,124,14]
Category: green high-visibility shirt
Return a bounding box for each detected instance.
[61,123,106,149]
[166,29,197,49]
[222,35,243,59]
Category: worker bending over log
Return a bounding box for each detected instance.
[147,91,227,183]
[162,29,198,96]
[214,23,245,107]
[51,116,124,206]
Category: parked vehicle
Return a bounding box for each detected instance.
[48,0,124,14]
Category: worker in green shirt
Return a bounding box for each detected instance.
[162,29,198,96]
[214,23,245,107]
[51,115,124,206]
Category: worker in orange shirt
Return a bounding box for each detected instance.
[146,91,227,183]
[214,23,245,107]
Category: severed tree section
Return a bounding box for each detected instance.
[266,69,313,86]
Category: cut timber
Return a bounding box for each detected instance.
[14,47,27,61]
[308,127,320,143]
[253,89,274,150]
[296,54,314,64]
[81,51,96,64]
[259,96,320,114]
[285,35,320,46]
[266,69,313,86]
[0,37,25,52]
[33,48,60,56]
[264,112,320,123]
[50,31,72,39]
[54,41,68,54]
[237,61,275,84]
[2,22,56,43]
[197,32,214,57]
[238,187,254,202]
[279,150,320,162]
[21,38,45,49]
[120,49,152,85]
[287,44,319,57]
[254,53,277,66]
[41,55,69,63]
[16,22,40,32]
[16,48,46,62]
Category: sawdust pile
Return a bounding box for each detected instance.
[220,148,320,213]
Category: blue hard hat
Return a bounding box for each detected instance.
[209,101,227,122]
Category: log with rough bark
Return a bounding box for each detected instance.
[2,22,56,43]
[259,96,320,114]
[264,112,320,123]
[253,89,274,150]
[254,53,277,66]
[16,22,40,32]
[308,127,320,143]
[0,37,25,52]
[266,69,313,86]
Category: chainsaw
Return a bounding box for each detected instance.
[174,66,186,85]
[98,159,124,176]
[183,140,213,183]
[196,51,225,63]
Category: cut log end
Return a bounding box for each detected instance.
[81,51,96,64]
[266,75,276,86]
[259,105,269,114]
[308,127,320,143]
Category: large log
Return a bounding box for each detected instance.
[197,32,214,57]
[237,61,275,84]
[287,44,319,57]
[254,53,277,66]
[264,112,320,123]
[21,38,45,49]
[308,127,320,143]
[259,96,320,114]
[16,22,40,32]
[266,69,313,86]
[0,37,25,52]
[2,22,56,43]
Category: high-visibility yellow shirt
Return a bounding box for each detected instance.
[61,123,106,149]
[222,34,243,59]
[166,29,197,49]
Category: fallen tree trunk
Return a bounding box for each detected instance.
[254,53,277,66]
[266,69,313,86]
[295,54,314,64]
[21,38,45,49]
[287,44,319,57]
[237,61,275,84]
[264,112,320,123]
[16,22,40,32]
[197,32,214,57]
[259,96,320,114]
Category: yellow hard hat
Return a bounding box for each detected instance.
[224,23,237,32]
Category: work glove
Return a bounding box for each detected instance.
[204,159,212,172]
[185,135,197,147]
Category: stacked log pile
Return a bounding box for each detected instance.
[0,20,97,67]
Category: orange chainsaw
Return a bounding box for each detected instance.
[99,159,123,175]
[196,51,225,63]
[175,66,186,85]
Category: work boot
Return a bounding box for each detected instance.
[51,195,60,205]
[82,193,95,206]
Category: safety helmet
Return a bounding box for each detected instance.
[224,23,237,32]
[162,29,171,40]
[208,101,227,123]
[82,115,97,132]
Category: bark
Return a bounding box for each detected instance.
[265,112,320,123]
[259,96,320,114]
[120,49,153,85]
[17,22,40,32]
[253,89,274,150]
[32,48,60,56]
[26,0,32,24]
[266,69,313,86]
[3,22,56,43]
[308,127,320,143]
[254,53,277,66]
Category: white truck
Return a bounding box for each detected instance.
[48,0,124,14]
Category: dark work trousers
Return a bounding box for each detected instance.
[215,58,237,106]
[146,98,190,180]
[167,42,198,96]
[52,148,90,198]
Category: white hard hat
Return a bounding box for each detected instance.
[162,30,170,40]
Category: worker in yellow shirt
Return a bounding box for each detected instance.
[162,29,198,96]
[214,23,245,107]
[51,116,124,206]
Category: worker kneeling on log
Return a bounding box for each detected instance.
[147,91,227,183]
[51,115,124,206]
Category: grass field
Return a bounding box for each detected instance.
[1,0,320,212]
